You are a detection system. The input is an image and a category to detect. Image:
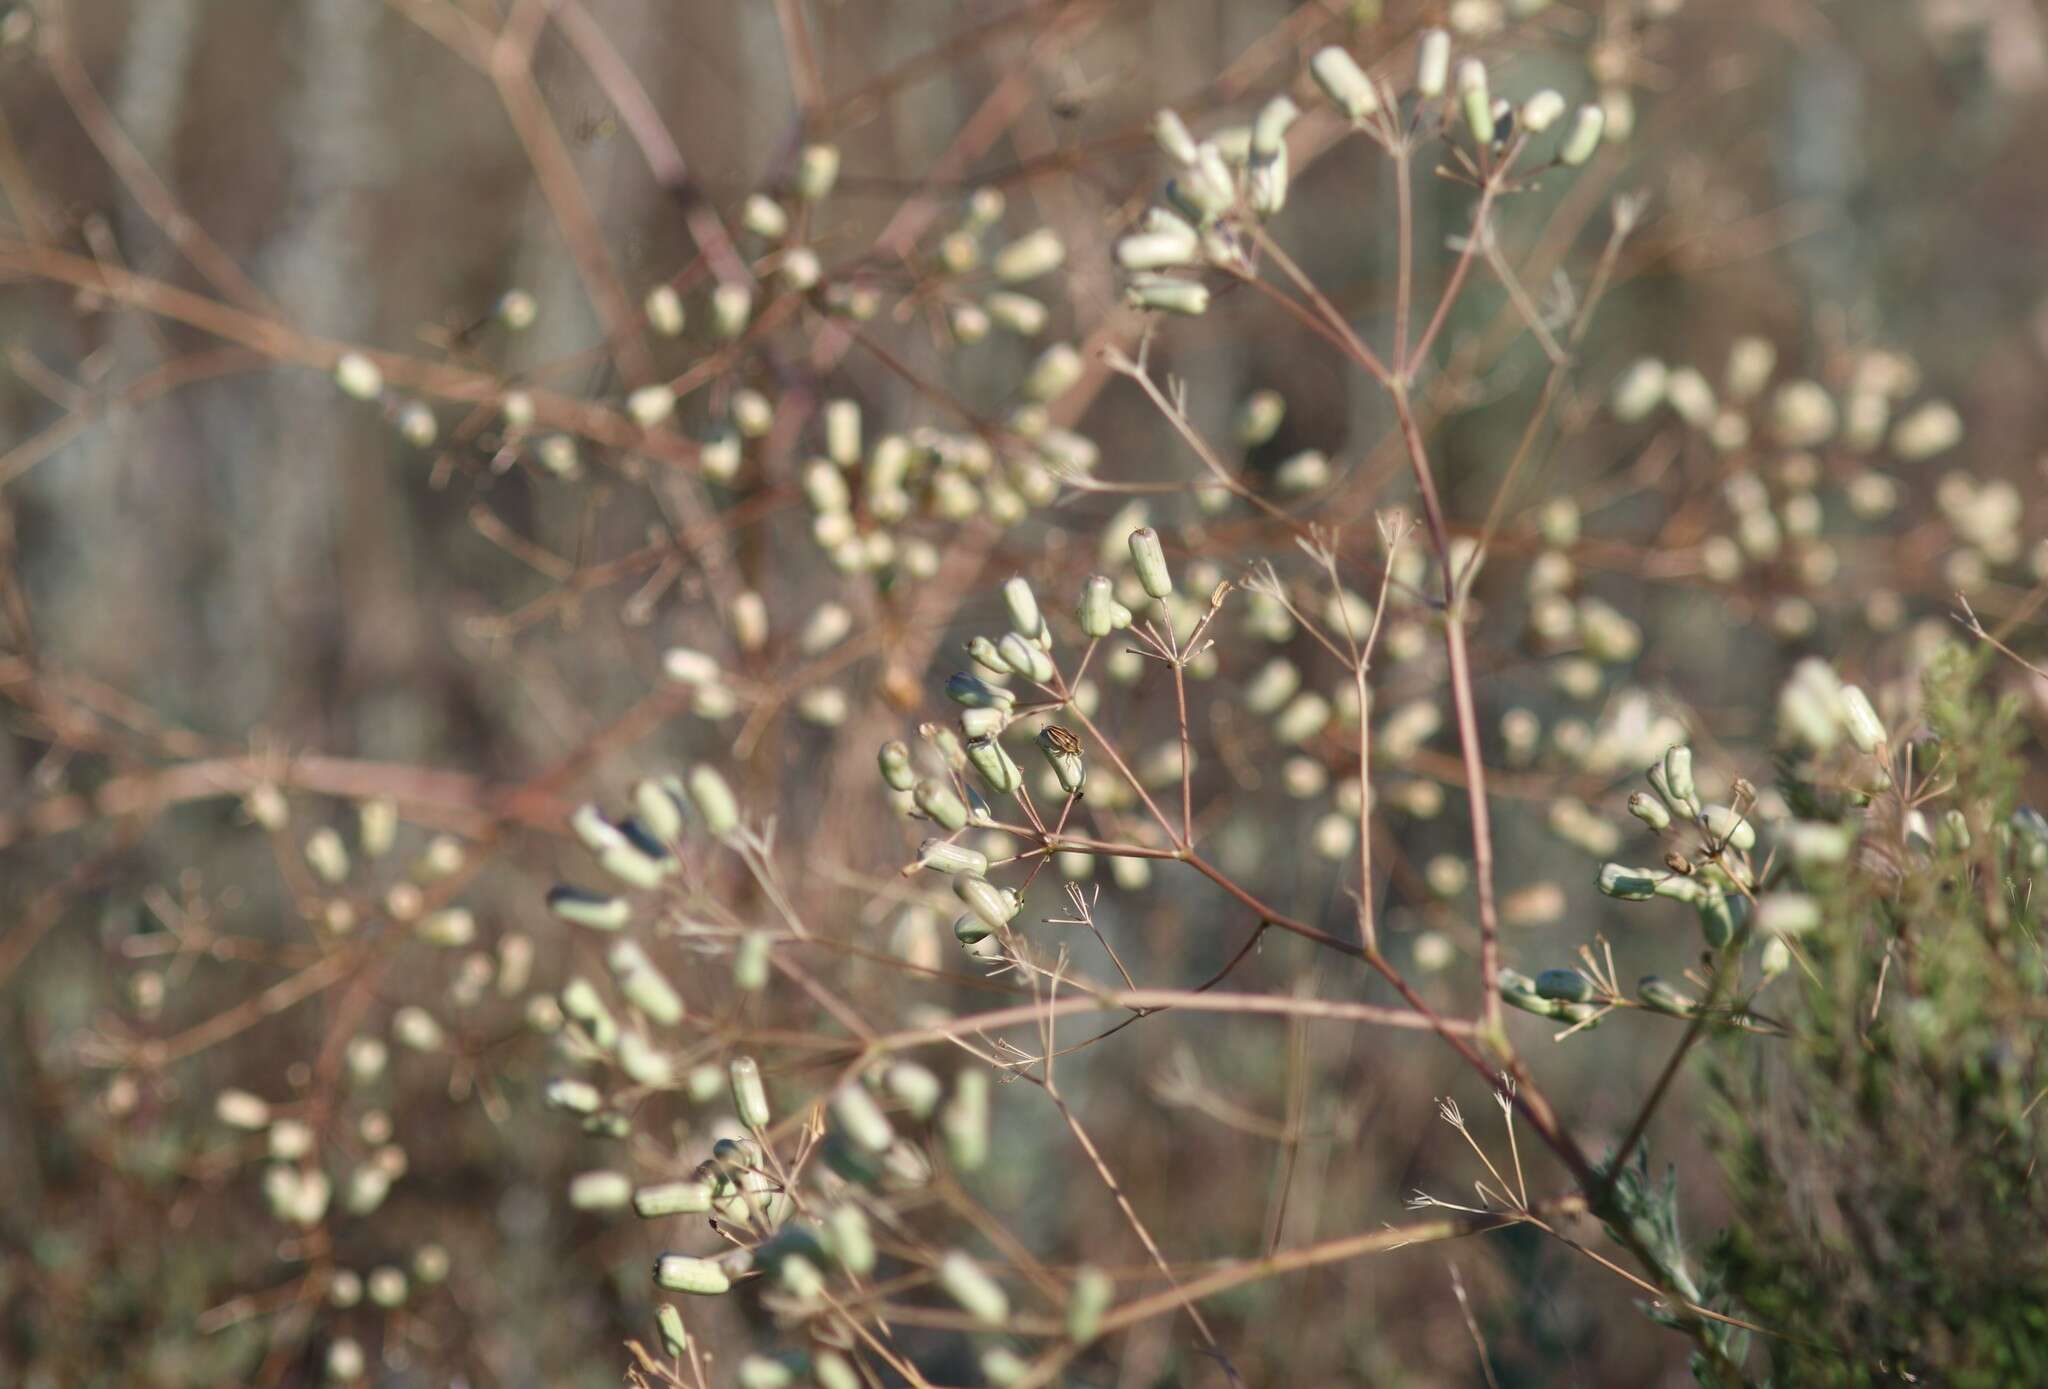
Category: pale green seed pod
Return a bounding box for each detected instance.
[416,907,474,948]
[1597,863,1661,901]
[1037,726,1086,795]
[730,1057,771,1129]
[1176,143,1236,218]
[1759,935,1792,979]
[560,978,616,1049]
[1151,108,1198,165]
[546,1077,604,1115]
[886,1062,943,1118]
[985,290,1048,336]
[1252,95,1298,164]
[1755,893,1821,937]
[334,352,383,401]
[982,1350,1029,1386]
[796,142,840,200]
[1023,342,1083,402]
[634,779,686,843]
[1125,273,1210,316]
[569,1169,633,1211]
[737,1354,797,1389]
[741,194,789,240]
[1415,28,1450,99]
[1520,88,1566,133]
[959,707,1007,741]
[688,766,739,837]
[653,1253,731,1295]
[216,1088,272,1130]
[832,1083,897,1153]
[618,1029,674,1088]
[627,383,677,430]
[305,826,350,884]
[914,779,970,832]
[1662,746,1699,815]
[996,632,1054,684]
[954,911,992,947]
[1637,976,1697,1017]
[943,1069,990,1170]
[968,635,1008,676]
[1534,968,1595,1004]
[1781,820,1853,865]
[1068,1265,1114,1342]
[1654,876,1703,909]
[814,1350,860,1389]
[1839,684,1887,754]
[1703,804,1756,853]
[1627,791,1672,832]
[946,672,1015,710]
[365,1264,407,1308]
[1273,691,1331,746]
[548,886,630,931]
[610,942,684,1026]
[327,1337,365,1381]
[1456,59,1491,143]
[1557,103,1605,165]
[919,839,989,876]
[939,1251,1010,1326]
[1611,357,1668,422]
[955,874,1020,933]
[643,283,685,337]
[824,1202,876,1274]
[655,1302,689,1358]
[1310,45,1378,120]
[1002,575,1043,641]
[1116,228,1201,272]
[1696,891,1736,949]
[1078,575,1116,637]
[966,737,1023,794]
[711,282,752,339]
[1128,527,1171,598]
[598,840,666,891]
[328,1269,363,1308]
[823,399,860,468]
[992,228,1065,283]
[1497,968,1556,1016]
[392,1004,446,1052]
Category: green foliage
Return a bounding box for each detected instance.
[1706,652,2048,1386]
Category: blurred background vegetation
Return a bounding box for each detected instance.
[1,1,2045,1385]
